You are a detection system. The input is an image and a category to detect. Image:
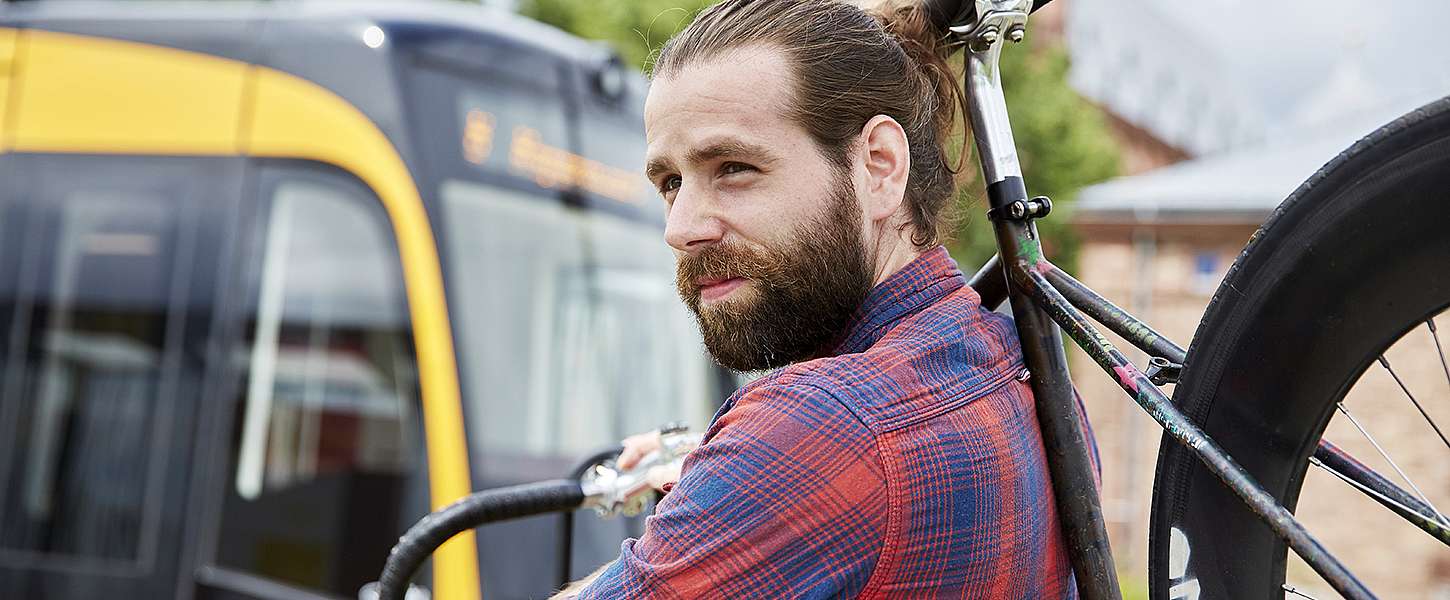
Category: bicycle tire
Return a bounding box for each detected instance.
[1147,95,1450,599]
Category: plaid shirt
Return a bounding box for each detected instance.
[578,247,1096,599]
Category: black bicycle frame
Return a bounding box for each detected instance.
[956,2,1386,598]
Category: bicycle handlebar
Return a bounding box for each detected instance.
[371,429,701,600]
[375,480,586,600]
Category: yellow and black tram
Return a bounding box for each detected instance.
[0,2,728,599]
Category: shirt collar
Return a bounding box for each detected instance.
[828,246,973,356]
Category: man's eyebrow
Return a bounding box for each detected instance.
[687,139,778,165]
[645,156,674,181]
[645,138,780,180]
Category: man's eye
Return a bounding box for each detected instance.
[720,162,754,176]
[659,175,682,193]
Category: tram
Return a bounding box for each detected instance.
[0,2,729,599]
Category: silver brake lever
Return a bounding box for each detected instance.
[579,424,702,518]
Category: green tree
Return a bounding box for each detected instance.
[519,0,715,70]
[518,0,1121,274]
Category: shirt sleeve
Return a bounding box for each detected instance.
[576,381,887,599]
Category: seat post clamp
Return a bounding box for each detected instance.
[987,195,1053,221]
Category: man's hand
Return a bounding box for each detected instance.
[616,430,662,470]
[616,430,682,494]
[549,430,686,598]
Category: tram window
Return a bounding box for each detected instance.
[0,171,191,565]
[439,179,714,483]
[575,211,716,438]
[214,167,429,597]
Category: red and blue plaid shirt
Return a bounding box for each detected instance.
[578,247,1097,599]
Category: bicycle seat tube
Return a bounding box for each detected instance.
[954,2,1122,598]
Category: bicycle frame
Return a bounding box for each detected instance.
[956,1,1379,597]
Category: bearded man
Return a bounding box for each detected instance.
[557,0,1095,597]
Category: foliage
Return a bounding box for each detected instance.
[951,41,1122,274]
[518,0,715,71]
[517,0,1123,274]
[1119,574,1150,600]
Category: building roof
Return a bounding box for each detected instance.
[1074,96,1428,225]
[1074,135,1345,224]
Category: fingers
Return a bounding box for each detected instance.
[644,463,681,493]
[616,430,662,470]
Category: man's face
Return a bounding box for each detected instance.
[644,45,873,371]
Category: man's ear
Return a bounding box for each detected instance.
[856,114,911,224]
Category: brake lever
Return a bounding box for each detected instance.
[579,425,702,518]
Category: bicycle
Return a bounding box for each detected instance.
[375,1,1450,598]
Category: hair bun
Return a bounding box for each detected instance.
[871,2,963,153]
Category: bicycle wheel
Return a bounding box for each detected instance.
[1148,95,1450,599]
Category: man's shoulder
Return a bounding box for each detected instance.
[791,287,1028,429]
[869,284,1024,374]
[894,283,1018,344]
[712,366,872,437]
[715,287,1027,433]
[728,366,857,413]
[719,353,922,436]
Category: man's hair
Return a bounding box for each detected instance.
[653,0,965,248]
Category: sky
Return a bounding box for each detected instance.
[1108,0,1450,143]
[1194,1,1446,117]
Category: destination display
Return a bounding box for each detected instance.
[457,94,648,206]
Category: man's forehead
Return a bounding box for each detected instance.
[644,46,798,162]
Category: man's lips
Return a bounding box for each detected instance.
[697,276,747,302]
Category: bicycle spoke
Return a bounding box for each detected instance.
[1283,584,1320,599]
[1308,454,1450,545]
[1430,318,1450,395]
[1335,401,1450,527]
[1377,356,1450,451]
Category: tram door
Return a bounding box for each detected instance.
[195,162,432,600]
[0,154,242,599]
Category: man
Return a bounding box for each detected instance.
[559,0,1095,597]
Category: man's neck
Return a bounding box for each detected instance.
[870,229,925,287]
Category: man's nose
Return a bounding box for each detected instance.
[664,184,725,252]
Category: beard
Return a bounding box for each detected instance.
[675,174,873,372]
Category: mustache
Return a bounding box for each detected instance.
[675,241,780,289]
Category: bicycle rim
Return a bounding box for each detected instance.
[1149,95,1450,599]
